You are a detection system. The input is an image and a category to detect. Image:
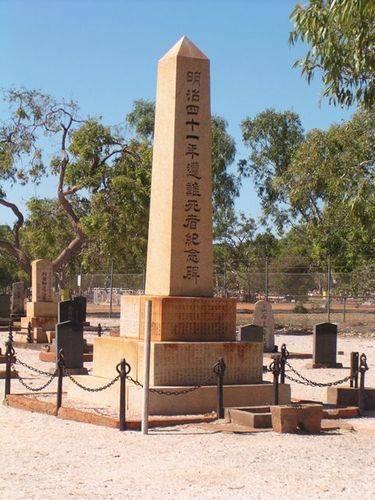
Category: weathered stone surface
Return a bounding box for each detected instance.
[26,301,58,318]
[0,294,10,319]
[56,320,84,370]
[120,295,236,341]
[271,404,323,433]
[145,36,213,297]
[327,386,375,410]
[31,259,54,302]
[253,300,274,351]
[238,324,263,343]
[313,322,339,366]
[20,316,56,331]
[93,337,263,386]
[11,282,24,315]
[225,407,272,428]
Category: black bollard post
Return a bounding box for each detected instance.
[350,352,359,388]
[4,340,15,397]
[56,349,65,414]
[98,323,102,337]
[358,353,369,415]
[117,358,131,431]
[269,355,281,405]
[213,358,226,419]
[280,344,289,384]
[27,321,33,344]
[8,320,13,344]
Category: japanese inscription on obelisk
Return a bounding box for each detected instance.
[145,36,213,297]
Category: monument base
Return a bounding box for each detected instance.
[67,377,291,415]
[120,295,236,341]
[327,387,375,410]
[92,337,263,386]
[310,362,343,369]
[20,316,57,333]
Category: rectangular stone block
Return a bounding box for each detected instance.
[93,337,262,386]
[327,387,375,410]
[0,294,10,319]
[238,324,263,342]
[20,315,57,331]
[120,295,236,341]
[31,259,54,302]
[26,301,58,318]
[56,320,84,370]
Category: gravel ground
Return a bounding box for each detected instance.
[0,327,374,499]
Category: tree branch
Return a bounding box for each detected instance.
[0,198,25,248]
[0,239,31,275]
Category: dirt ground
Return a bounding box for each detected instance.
[0,326,374,499]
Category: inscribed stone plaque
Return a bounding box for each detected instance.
[0,294,11,318]
[238,324,264,342]
[11,282,24,315]
[31,259,54,302]
[56,320,83,369]
[253,300,275,351]
[145,36,213,297]
[313,322,338,365]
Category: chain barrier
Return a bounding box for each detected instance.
[126,359,223,396]
[14,368,57,392]
[64,368,120,392]
[15,358,56,377]
[285,360,351,387]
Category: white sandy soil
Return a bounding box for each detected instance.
[0,328,374,499]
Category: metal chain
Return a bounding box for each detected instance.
[126,372,215,396]
[13,368,57,392]
[285,361,351,387]
[14,358,55,377]
[64,369,120,392]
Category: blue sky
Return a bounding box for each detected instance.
[0,0,352,226]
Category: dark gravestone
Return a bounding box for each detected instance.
[11,282,25,316]
[313,322,342,368]
[238,324,264,342]
[58,296,86,325]
[0,294,11,319]
[56,321,85,371]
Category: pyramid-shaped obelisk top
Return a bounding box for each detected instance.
[145,37,213,297]
[160,36,208,60]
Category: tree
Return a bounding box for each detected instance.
[0,88,134,280]
[239,109,304,231]
[240,108,375,274]
[290,0,375,109]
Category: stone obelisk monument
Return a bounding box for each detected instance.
[79,37,290,415]
[146,36,213,297]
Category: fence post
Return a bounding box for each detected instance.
[327,255,331,323]
[117,358,130,431]
[214,358,226,419]
[4,339,14,397]
[270,354,281,405]
[142,300,152,435]
[350,352,359,388]
[27,321,33,343]
[109,259,114,319]
[97,323,102,337]
[56,349,64,414]
[280,344,289,384]
[343,296,347,323]
[358,353,369,415]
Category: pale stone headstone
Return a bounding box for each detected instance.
[238,324,264,342]
[313,322,340,367]
[145,36,213,297]
[253,299,274,351]
[0,294,10,319]
[32,259,54,302]
[11,282,24,316]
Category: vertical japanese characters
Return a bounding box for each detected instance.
[183,70,202,284]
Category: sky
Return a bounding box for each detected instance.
[0,0,353,226]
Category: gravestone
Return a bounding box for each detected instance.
[312,322,342,368]
[58,296,86,325]
[11,282,25,317]
[20,259,58,339]
[253,299,274,352]
[238,324,264,342]
[56,320,86,372]
[0,294,11,319]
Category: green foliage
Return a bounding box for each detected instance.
[126,99,155,143]
[290,0,375,109]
